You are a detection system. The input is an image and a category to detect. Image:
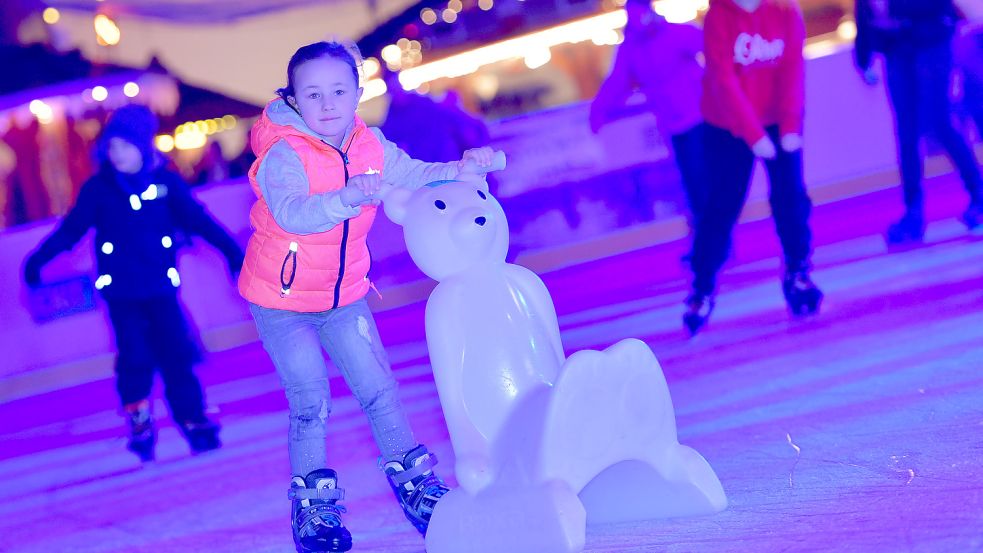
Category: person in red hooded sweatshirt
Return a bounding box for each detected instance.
[683,0,822,335]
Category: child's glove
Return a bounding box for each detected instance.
[780,133,802,153]
[751,136,777,159]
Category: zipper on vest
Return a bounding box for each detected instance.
[280,241,299,297]
[325,138,354,309]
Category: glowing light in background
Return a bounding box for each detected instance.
[837,19,857,41]
[101,242,114,255]
[399,10,626,89]
[155,135,175,152]
[472,73,500,100]
[94,14,121,46]
[362,78,388,102]
[362,57,381,80]
[653,0,707,23]
[381,44,402,64]
[42,7,61,24]
[29,100,54,124]
[91,85,108,102]
[154,116,238,152]
[524,47,552,69]
[421,8,437,25]
[478,0,494,10]
[442,8,458,23]
[591,28,622,46]
[174,127,207,150]
[123,82,140,97]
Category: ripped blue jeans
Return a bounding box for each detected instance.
[250,298,418,477]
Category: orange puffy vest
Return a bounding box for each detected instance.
[238,102,383,312]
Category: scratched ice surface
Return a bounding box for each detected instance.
[2,175,983,552]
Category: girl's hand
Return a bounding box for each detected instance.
[342,172,382,206]
[458,147,496,172]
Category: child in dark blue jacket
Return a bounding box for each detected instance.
[23,105,244,461]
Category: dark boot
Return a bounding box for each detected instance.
[124,399,155,462]
[962,199,983,231]
[886,210,925,244]
[178,417,221,454]
[682,292,715,336]
[782,269,823,316]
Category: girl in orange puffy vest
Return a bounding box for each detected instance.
[239,41,495,553]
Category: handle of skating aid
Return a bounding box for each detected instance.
[459,150,507,175]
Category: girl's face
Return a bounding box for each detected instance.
[107,137,143,174]
[288,56,363,147]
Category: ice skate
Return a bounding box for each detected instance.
[961,200,983,232]
[382,444,449,534]
[682,292,715,336]
[124,399,155,462]
[782,270,823,316]
[179,417,221,454]
[289,469,352,553]
[886,210,925,245]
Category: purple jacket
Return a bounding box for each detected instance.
[591,18,704,137]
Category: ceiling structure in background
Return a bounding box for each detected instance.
[34,0,419,106]
[14,0,857,111]
[47,0,362,23]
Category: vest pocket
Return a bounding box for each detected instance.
[279,241,299,297]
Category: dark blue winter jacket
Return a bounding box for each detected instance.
[854,0,961,71]
[25,164,243,301]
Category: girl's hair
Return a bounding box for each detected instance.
[276,41,363,101]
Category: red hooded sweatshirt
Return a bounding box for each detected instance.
[701,0,805,147]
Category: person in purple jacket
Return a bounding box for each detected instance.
[590,0,708,243]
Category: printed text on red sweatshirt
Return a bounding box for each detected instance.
[701,0,805,146]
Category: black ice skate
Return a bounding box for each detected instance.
[124,399,155,462]
[782,270,823,316]
[683,292,715,336]
[179,418,221,454]
[962,200,983,231]
[886,210,925,245]
[382,445,449,534]
[289,469,352,553]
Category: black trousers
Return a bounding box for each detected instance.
[106,294,206,423]
[963,34,983,137]
[671,123,709,229]
[690,124,813,295]
[885,41,983,212]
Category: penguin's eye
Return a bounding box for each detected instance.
[434,200,446,210]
